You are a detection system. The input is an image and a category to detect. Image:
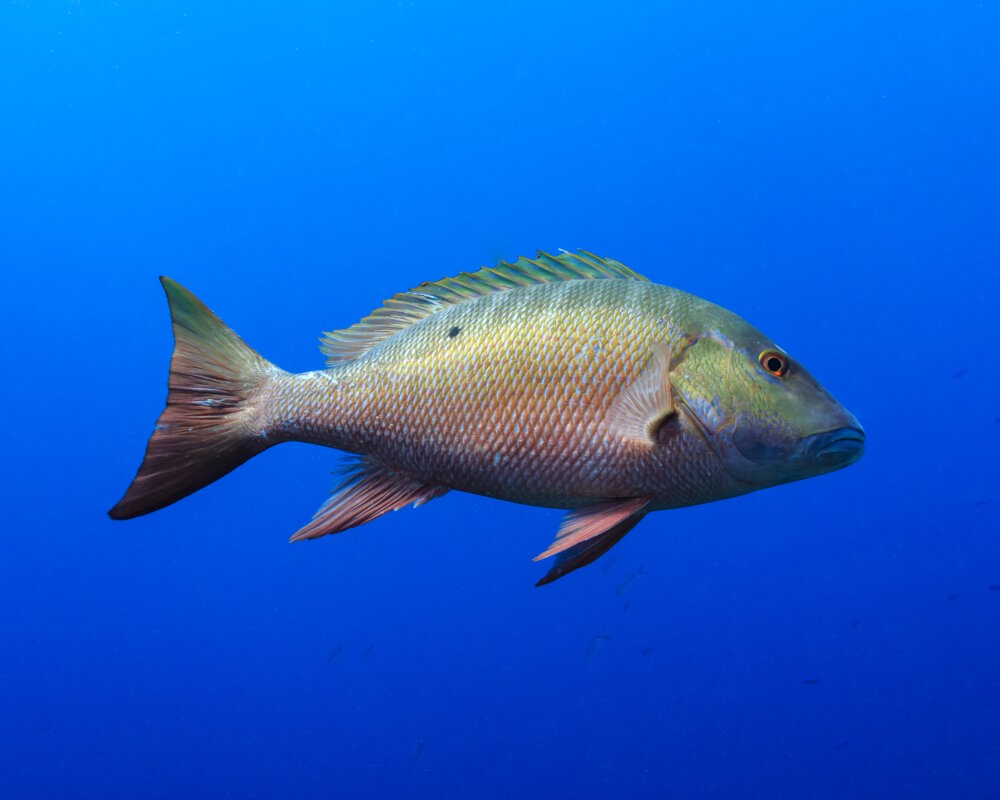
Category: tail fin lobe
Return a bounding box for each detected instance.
[109,277,279,519]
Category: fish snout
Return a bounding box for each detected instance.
[806,425,866,469]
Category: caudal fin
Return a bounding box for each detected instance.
[109,277,281,520]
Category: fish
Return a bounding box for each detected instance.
[973,499,990,507]
[834,737,850,750]
[640,646,654,657]
[622,598,632,612]
[951,366,969,380]
[109,251,865,585]
[411,739,425,764]
[585,633,611,661]
[362,642,376,660]
[615,563,648,596]
[801,677,822,685]
[989,585,1000,592]
[851,616,863,628]
[327,642,345,664]
[945,592,962,602]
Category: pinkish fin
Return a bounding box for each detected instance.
[605,341,676,445]
[290,458,449,542]
[536,514,644,586]
[109,277,280,520]
[533,497,650,562]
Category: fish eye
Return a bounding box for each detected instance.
[758,350,788,377]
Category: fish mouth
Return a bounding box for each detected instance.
[809,426,866,467]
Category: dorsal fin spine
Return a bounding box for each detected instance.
[320,250,650,366]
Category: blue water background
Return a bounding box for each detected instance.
[2,2,998,797]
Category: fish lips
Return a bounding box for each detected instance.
[802,425,866,469]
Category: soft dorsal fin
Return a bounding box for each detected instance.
[320,250,648,366]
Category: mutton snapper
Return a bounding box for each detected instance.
[110,250,864,584]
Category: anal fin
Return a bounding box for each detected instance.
[290,457,448,542]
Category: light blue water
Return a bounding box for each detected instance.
[1,2,998,798]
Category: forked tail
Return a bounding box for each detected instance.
[109,277,282,519]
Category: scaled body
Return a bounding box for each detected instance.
[269,278,736,508]
[111,251,864,584]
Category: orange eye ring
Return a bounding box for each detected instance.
[759,350,789,377]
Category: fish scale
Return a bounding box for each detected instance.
[267,279,717,507]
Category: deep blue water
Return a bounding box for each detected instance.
[2,2,998,798]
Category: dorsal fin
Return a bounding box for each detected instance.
[320,250,648,366]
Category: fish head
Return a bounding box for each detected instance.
[670,304,864,488]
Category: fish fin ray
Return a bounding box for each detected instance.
[605,341,676,445]
[536,513,645,586]
[109,277,280,519]
[534,498,650,562]
[289,457,449,541]
[320,250,649,366]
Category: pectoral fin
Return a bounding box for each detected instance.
[605,341,676,444]
[536,510,646,586]
[290,457,448,542]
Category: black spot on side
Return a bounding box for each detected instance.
[448,326,461,338]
